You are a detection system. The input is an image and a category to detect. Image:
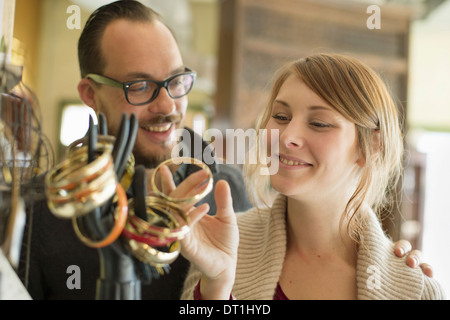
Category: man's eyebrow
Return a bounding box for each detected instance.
[124,72,151,80]
[172,65,187,74]
[125,66,186,80]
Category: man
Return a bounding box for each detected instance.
[23,0,251,300]
[21,0,430,300]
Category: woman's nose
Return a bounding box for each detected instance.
[280,124,304,149]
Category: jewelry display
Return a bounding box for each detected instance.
[42,112,214,299]
[72,182,128,248]
[45,142,117,218]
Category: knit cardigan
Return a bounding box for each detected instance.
[181,194,445,300]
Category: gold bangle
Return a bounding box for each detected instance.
[72,183,128,248]
[150,157,213,205]
[119,153,135,191]
[46,159,115,202]
[46,165,117,218]
[45,143,117,218]
[67,134,116,155]
[127,196,190,240]
[126,238,180,268]
[45,143,114,191]
[69,135,135,192]
[46,169,117,218]
[121,222,176,247]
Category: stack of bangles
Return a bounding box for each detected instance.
[68,135,135,192]
[45,135,129,249]
[46,145,213,272]
[121,157,213,273]
[121,197,188,273]
[45,140,117,218]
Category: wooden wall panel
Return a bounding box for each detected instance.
[217,0,422,244]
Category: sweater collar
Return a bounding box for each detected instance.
[355,210,425,300]
[272,194,425,300]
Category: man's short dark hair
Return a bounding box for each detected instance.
[78,0,163,77]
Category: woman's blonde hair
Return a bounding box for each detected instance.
[244,53,404,241]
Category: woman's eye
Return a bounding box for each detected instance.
[310,122,332,128]
[272,114,290,121]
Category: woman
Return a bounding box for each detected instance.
[178,53,445,299]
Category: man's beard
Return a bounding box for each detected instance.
[96,96,183,169]
[133,145,172,169]
[133,113,183,169]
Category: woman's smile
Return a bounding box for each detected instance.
[278,153,313,169]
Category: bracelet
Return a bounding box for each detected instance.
[46,160,115,203]
[45,141,117,218]
[121,223,176,248]
[46,143,113,191]
[121,196,188,269]
[150,157,213,205]
[46,178,117,219]
[67,134,116,154]
[122,197,180,247]
[46,160,117,218]
[125,237,180,268]
[127,196,190,240]
[68,135,135,191]
[72,182,128,248]
[119,152,135,191]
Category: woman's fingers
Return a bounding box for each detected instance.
[186,203,210,225]
[393,239,412,257]
[159,164,176,195]
[214,180,235,223]
[155,166,211,201]
[173,169,210,199]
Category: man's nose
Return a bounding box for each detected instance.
[146,87,175,115]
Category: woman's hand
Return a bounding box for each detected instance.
[156,165,239,299]
[394,240,433,277]
[181,180,239,299]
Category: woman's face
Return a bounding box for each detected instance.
[265,75,364,202]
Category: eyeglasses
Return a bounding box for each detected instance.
[86,67,196,106]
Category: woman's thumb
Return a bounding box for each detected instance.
[214,180,234,220]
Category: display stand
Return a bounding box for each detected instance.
[81,113,143,300]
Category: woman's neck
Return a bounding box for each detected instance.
[285,196,356,263]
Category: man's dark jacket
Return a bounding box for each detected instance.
[19,128,252,300]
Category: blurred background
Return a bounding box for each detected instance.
[2,0,450,296]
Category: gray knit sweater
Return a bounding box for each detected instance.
[182,194,445,300]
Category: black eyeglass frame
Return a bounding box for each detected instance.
[86,67,196,106]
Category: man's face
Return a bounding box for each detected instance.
[90,19,188,168]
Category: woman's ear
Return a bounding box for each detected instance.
[372,129,382,158]
[356,152,366,168]
[356,129,382,168]
[77,78,98,111]
[356,129,381,168]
